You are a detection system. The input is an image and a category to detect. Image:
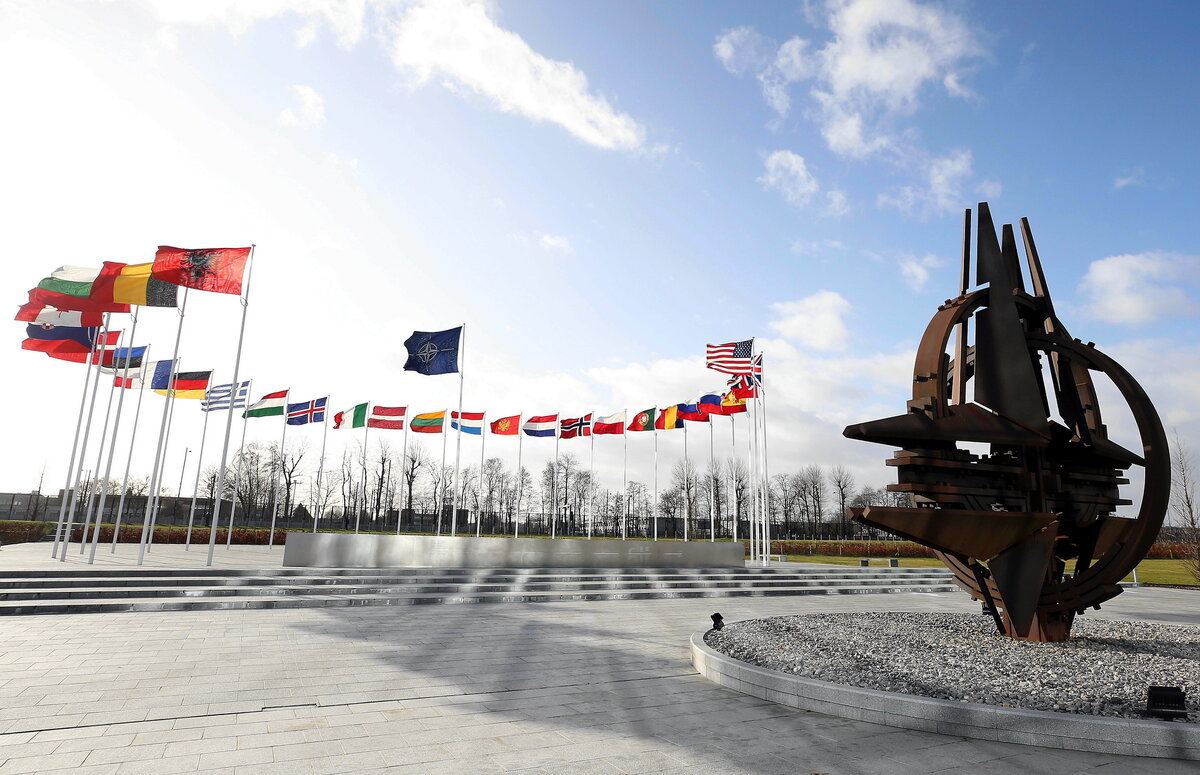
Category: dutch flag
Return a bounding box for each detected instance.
[523,414,558,437]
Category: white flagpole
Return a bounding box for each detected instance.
[355,409,368,535]
[476,414,485,538]
[316,397,330,534]
[394,408,407,535]
[145,364,184,553]
[621,412,628,541]
[552,425,560,539]
[759,357,771,565]
[451,326,466,537]
[184,399,212,549]
[225,385,252,549]
[206,246,255,567]
[587,415,595,539]
[747,400,758,564]
[79,325,125,554]
[172,446,190,542]
[269,414,289,545]
[729,414,737,544]
[50,313,106,559]
[653,428,659,542]
[514,420,523,538]
[708,419,716,542]
[437,409,447,535]
[89,321,139,562]
[56,313,111,560]
[139,285,189,565]
[111,348,150,552]
[683,421,690,542]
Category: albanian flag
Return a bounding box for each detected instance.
[152,246,251,295]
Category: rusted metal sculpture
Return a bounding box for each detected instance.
[844,204,1169,642]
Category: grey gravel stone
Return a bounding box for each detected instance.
[705,612,1199,722]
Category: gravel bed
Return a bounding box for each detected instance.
[705,612,1199,721]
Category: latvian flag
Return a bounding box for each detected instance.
[245,390,288,418]
[451,411,485,435]
[560,414,591,439]
[523,414,558,437]
[287,397,327,425]
[368,405,406,430]
[593,411,626,435]
[706,339,754,376]
[334,403,368,429]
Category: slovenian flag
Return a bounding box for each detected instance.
[523,414,558,437]
[451,411,485,435]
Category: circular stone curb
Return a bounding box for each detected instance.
[691,629,1199,761]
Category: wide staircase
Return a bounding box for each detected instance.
[0,565,958,615]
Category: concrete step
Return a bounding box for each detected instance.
[0,582,962,615]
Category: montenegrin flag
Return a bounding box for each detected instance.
[592,411,626,435]
[367,405,406,430]
[152,246,251,295]
[627,408,656,432]
[490,414,520,436]
[522,415,557,437]
[333,403,368,429]
[244,390,288,418]
[451,411,485,435]
[411,410,445,433]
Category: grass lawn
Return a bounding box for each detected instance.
[786,554,1198,587]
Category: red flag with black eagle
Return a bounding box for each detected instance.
[152,246,251,295]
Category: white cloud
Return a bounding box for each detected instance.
[976,178,1002,199]
[389,0,645,151]
[715,27,813,117]
[278,84,325,128]
[898,253,943,291]
[131,0,386,48]
[791,238,846,256]
[823,189,850,217]
[769,291,852,351]
[878,148,973,217]
[1113,167,1146,190]
[1077,252,1199,324]
[538,233,571,253]
[758,150,819,208]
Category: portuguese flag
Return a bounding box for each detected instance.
[411,410,445,433]
[334,403,368,429]
[245,390,289,418]
[628,408,656,432]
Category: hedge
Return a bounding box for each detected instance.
[751,539,1192,560]
[0,520,54,545]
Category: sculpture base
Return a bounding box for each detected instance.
[282,532,744,569]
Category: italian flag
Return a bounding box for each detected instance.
[334,403,369,429]
[244,390,288,418]
[411,410,445,433]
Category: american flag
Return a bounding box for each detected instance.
[705,339,754,375]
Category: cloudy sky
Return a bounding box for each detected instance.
[3,0,1197,514]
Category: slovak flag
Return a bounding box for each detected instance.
[523,414,558,437]
[560,414,591,439]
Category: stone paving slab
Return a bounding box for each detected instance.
[0,584,1197,773]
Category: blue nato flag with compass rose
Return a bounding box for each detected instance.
[403,327,462,375]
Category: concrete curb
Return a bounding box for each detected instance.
[691,630,1199,760]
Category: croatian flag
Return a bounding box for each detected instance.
[523,414,558,437]
[451,411,485,435]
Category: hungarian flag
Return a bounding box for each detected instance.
[367,405,406,430]
[15,303,105,327]
[245,390,289,418]
[154,370,213,399]
[334,403,369,429]
[655,405,681,430]
[593,411,625,435]
[490,414,520,435]
[411,410,445,433]
[152,246,252,295]
[560,414,591,439]
[522,415,557,437]
[112,262,179,307]
[628,408,656,432]
[451,411,485,435]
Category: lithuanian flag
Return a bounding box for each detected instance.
[411,410,445,433]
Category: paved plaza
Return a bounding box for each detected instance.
[0,543,1197,774]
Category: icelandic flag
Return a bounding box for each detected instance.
[403,327,462,375]
[287,397,328,425]
[523,414,558,437]
[451,411,485,435]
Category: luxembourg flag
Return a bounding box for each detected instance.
[451,410,485,435]
[523,414,558,437]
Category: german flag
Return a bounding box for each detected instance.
[154,370,213,399]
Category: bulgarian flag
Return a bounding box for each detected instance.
[244,390,288,418]
[628,408,656,432]
[334,403,369,429]
[411,410,445,433]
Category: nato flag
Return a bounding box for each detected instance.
[403,327,462,375]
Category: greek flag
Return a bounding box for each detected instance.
[202,381,251,412]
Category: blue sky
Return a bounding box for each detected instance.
[2,0,1197,511]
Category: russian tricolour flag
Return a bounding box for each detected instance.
[523,414,558,437]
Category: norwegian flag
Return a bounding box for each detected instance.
[706,339,754,375]
[560,414,592,439]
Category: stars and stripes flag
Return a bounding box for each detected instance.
[287,397,328,425]
[368,405,406,430]
[705,339,754,375]
[202,381,251,412]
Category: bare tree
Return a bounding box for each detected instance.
[1171,430,1200,582]
[829,465,855,538]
